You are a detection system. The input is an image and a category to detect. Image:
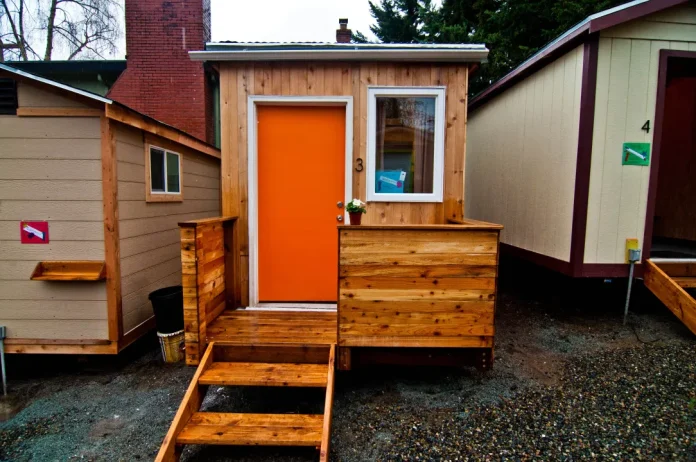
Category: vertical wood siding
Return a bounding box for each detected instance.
[466,45,584,262]
[0,81,107,340]
[115,124,221,334]
[583,4,696,263]
[219,62,469,305]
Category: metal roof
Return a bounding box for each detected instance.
[469,0,690,111]
[0,62,113,104]
[191,42,489,63]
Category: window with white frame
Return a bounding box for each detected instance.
[147,145,182,201]
[367,86,446,202]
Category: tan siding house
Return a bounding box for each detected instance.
[0,64,221,354]
[466,0,696,278]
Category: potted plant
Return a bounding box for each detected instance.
[346,198,366,225]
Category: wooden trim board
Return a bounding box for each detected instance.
[319,344,335,462]
[105,104,221,159]
[5,342,118,354]
[101,115,123,342]
[644,260,696,335]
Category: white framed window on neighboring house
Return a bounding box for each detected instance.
[146,145,182,202]
[367,86,446,203]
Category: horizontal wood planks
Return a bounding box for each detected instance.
[339,227,499,348]
[180,217,237,364]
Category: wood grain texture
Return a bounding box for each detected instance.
[338,227,499,348]
[319,344,335,462]
[644,260,696,335]
[102,116,123,342]
[30,260,106,281]
[218,62,471,304]
[179,217,237,365]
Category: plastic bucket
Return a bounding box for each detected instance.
[158,330,185,363]
[148,285,184,334]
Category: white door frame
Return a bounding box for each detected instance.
[247,95,354,308]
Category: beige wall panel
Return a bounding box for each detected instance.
[0,241,104,261]
[119,211,219,239]
[0,281,107,300]
[0,159,101,180]
[0,139,101,159]
[0,179,102,200]
[120,228,180,259]
[17,82,92,108]
[115,124,221,334]
[466,45,584,261]
[0,300,107,320]
[584,13,696,263]
[0,200,103,220]
[2,319,108,340]
[0,103,107,340]
[0,116,100,139]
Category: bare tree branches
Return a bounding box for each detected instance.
[0,0,121,61]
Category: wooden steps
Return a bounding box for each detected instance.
[177,413,324,446]
[156,342,336,461]
[199,362,329,387]
[644,260,696,336]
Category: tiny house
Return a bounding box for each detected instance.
[157,40,504,459]
[466,0,696,278]
[0,64,222,354]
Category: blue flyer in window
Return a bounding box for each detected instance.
[376,170,406,193]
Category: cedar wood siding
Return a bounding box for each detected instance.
[466,45,584,262]
[584,3,696,263]
[219,62,470,306]
[115,125,221,333]
[0,82,108,340]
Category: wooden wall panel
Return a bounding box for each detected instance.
[219,62,470,305]
[338,227,499,348]
[180,217,236,365]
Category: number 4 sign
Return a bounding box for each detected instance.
[20,221,49,244]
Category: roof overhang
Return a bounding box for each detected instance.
[469,0,690,112]
[190,43,489,63]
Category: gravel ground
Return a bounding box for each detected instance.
[1,258,695,461]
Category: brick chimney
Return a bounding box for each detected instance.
[336,18,351,43]
[108,0,213,144]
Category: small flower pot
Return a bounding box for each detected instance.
[348,212,363,225]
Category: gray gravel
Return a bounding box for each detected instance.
[0,266,695,461]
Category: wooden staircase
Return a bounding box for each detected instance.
[156,343,336,461]
[644,259,696,335]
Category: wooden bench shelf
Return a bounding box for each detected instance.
[30,261,106,281]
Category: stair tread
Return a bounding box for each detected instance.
[672,276,696,288]
[199,362,328,387]
[176,412,324,446]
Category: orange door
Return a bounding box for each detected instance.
[257,105,346,302]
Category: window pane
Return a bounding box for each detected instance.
[374,96,436,194]
[150,148,165,192]
[166,152,180,193]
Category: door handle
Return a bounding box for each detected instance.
[337,215,343,222]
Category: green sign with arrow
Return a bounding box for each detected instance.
[622,142,650,166]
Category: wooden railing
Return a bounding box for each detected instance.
[179,216,238,365]
[338,220,502,368]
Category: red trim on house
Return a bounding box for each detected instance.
[570,34,600,276]
[588,0,688,33]
[642,49,696,260]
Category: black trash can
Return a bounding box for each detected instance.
[148,285,184,334]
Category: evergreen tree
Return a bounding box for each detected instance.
[354,0,625,95]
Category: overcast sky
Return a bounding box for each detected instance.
[210,0,378,43]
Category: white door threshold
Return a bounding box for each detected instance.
[246,303,337,312]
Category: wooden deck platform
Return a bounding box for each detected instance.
[206,309,338,346]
